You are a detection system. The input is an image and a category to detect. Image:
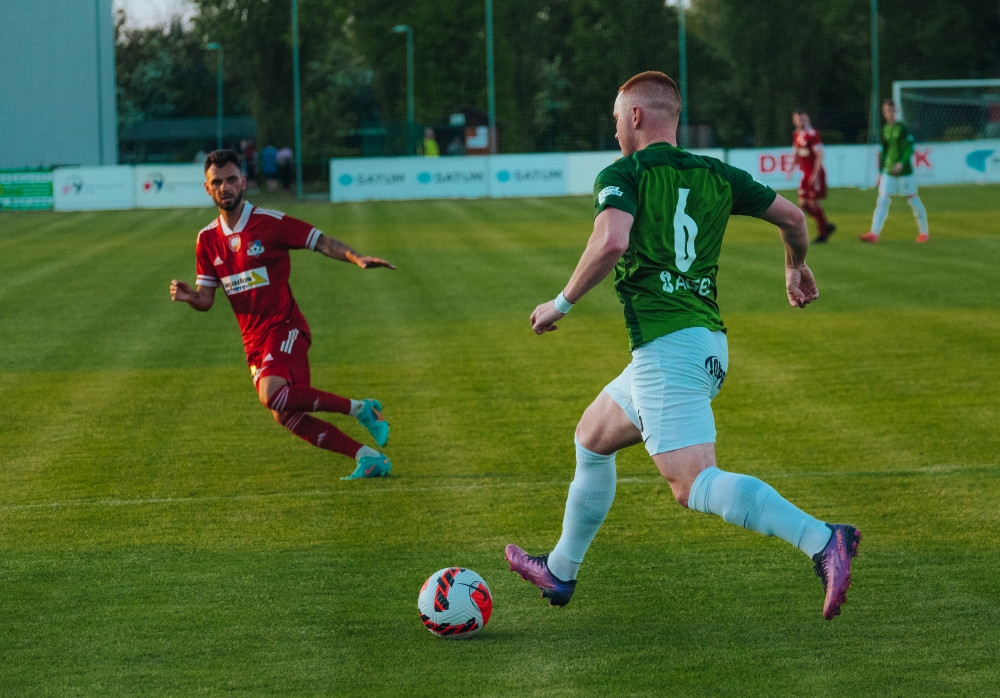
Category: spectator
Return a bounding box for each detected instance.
[261,145,278,190]
[276,146,294,192]
[422,127,440,157]
[241,140,259,192]
[446,135,465,156]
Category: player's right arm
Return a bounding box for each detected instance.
[758,196,818,309]
[170,280,216,311]
[531,163,637,335]
[530,208,633,334]
[787,136,800,180]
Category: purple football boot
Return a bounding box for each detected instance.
[813,523,862,620]
[504,544,577,607]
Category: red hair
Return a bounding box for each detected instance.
[619,71,682,118]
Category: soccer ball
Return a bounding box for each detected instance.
[418,567,492,639]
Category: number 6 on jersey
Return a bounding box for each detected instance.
[673,188,698,272]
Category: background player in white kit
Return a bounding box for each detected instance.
[861,99,930,243]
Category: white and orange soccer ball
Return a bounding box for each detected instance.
[418,567,492,639]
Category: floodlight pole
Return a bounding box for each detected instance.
[485,0,497,153]
[95,0,105,164]
[292,0,303,199]
[869,0,880,145]
[392,25,415,154]
[206,43,223,150]
[678,0,689,149]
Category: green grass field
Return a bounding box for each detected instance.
[2,185,999,696]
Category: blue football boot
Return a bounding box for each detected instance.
[357,399,389,447]
[341,450,391,480]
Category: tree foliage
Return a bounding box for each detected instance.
[116,0,1000,159]
[115,10,223,134]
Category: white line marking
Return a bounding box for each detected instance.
[0,463,993,514]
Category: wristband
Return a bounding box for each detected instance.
[553,292,574,314]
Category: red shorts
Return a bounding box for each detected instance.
[247,323,312,387]
[798,167,827,201]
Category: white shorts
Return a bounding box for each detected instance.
[879,174,918,197]
[603,327,729,457]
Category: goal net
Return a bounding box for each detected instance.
[894,80,1000,143]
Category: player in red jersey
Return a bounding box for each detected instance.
[789,110,836,243]
[170,150,395,479]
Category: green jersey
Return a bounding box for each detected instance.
[880,121,915,176]
[593,142,776,350]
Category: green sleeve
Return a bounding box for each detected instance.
[718,161,777,217]
[899,124,915,164]
[879,128,887,170]
[593,161,638,218]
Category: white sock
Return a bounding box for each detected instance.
[908,196,928,234]
[355,445,379,461]
[871,194,891,234]
[548,438,617,581]
[688,467,832,558]
[349,400,363,418]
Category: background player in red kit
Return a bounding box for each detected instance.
[170,150,395,480]
[789,110,836,243]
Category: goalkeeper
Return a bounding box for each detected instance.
[860,99,930,243]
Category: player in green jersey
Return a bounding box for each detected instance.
[505,71,860,621]
[860,99,930,243]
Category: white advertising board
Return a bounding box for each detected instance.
[331,158,412,202]
[331,155,568,201]
[909,140,1000,186]
[133,164,212,208]
[330,142,1000,203]
[821,145,879,189]
[566,151,619,195]
[488,154,568,197]
[331,157,490,201]
[726,148,800,191]
[53,166,134,211]
[727,141,1000,190]
[727,145,882,191]
[412,157,489,199]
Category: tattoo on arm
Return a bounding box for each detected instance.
[317,234,358,262]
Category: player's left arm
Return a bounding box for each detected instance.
[894,125,914,176]
[758,196,818,309]
[809,144,824,184]
[314,234,396,269]
[530,207,633,334]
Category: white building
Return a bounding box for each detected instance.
[0,0,117,168]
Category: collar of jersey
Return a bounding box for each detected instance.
[643,141,679,152]
[219,203,254,236]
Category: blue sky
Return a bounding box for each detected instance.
[114,0,196,29]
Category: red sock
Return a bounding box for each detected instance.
[804,202,829,234]
[267,385,351,414]
[280,412,362,458]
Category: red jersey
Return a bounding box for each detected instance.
[195,203,322,356]
[793,126,824,174]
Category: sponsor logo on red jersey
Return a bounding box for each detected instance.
[220,267,270,296]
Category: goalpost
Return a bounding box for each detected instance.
[893,79,1000,142]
